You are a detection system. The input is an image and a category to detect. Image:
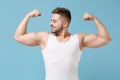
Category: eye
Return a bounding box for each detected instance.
[51,19,57,23]
[54,21,56,23]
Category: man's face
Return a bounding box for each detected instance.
[50,14,63,33]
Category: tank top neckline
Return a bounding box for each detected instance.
[54,34,73,44]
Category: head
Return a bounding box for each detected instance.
[50,7,71,33]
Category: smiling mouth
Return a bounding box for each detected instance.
[51,26,55,29]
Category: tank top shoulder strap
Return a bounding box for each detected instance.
[42,33,55,52]
[47,33,53,40]
[71,34,79,44]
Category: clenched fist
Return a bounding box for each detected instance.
[27,9,41,17]
[83,13,95,21]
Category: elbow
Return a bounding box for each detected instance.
[109,37,112,42]
[14,35,17,40]
[14,35,20,42]
[107,35,112,43]
[104,37,112,44]
[108,37,112,44]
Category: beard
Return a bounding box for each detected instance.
[51,25,63,34]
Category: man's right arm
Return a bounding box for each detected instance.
[14,9,44,46]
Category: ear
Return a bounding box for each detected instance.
[62,20,69,28]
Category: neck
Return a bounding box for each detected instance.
[55,29,71,38]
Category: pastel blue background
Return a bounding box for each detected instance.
[0,0,119,80]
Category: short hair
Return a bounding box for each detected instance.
[52,7,71,23]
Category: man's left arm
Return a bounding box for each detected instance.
[81,13,112,48]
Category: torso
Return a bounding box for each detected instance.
[41,33,83,80]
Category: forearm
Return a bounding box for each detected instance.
[14,14,31,38]
[93,17,111,39]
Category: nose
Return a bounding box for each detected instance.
[50,21,53,27]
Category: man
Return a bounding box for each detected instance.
[14,7,111,80]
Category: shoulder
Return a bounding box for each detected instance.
[76,32,87,40]
[37,31,50,42]
[37,31,50,35]
[76,33,88,45]
[37,31,50,38]
[75,33,87,50]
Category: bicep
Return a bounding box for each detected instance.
[15,32,40,46]
[83,34,107,48]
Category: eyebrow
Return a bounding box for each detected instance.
[51,19,57,22]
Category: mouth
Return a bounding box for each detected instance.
[51,27,56,32]
[51,26,55,29]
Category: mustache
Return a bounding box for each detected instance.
[50,25,55,28]
[50,25,54,27]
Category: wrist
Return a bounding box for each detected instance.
[93,16,98,23]
[26,13,32,18]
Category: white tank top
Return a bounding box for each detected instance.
[41,33,83,80]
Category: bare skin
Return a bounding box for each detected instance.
[14,9,111,51]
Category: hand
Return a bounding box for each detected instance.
[83,13,95,21]
[27,9,41,17]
